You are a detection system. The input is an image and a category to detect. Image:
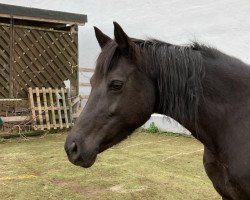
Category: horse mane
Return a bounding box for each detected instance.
[96,38,211,126]
[134,39,206,126]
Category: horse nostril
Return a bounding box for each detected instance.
[69,142,77,154]
[65,141,80,161]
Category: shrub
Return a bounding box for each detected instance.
[145,122,159,133]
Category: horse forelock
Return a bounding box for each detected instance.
[95,41,119,77]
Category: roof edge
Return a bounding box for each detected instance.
[0,3,87,25]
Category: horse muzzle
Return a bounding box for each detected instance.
[64,137,98,168]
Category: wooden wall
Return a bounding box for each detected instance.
[0,21,79,99]
[0,23,11,98]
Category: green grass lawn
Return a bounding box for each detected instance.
[0,131,220,200]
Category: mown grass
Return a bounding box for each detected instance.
[0,131,220,200]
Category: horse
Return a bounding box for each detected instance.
[65,22,250,199]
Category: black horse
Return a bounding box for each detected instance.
[65,22,250,199]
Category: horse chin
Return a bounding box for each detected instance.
[68,151,97,168]
[79,155,97,168]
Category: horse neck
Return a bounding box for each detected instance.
[146,46,250,151]
[193,56,250,151]
[141,44,203,134]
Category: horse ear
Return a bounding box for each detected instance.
[94,26,111,49]
[113,22,132,54]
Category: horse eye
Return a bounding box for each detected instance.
[109,80,124,91]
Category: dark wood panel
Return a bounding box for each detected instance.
[30,29,67,81]
[0,22,79,99]
[14,28,58,86]
[46,33,76,75]
[0,25,10,98]
[42,31,77,80]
